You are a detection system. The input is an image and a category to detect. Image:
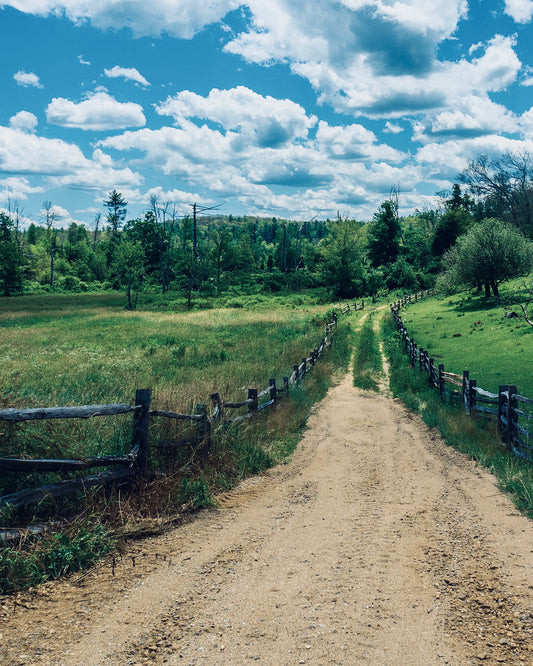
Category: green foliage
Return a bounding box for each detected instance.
[352,315,382,391]
[318,217,365,298]
[367,198,401,267]
[0,523,115,593]
[396,287,533,396]
[104,189,127,234]
[0,213,23,296]
[439,218,533,297]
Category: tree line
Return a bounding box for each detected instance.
[1,151,533,305]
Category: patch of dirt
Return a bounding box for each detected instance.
[2,322,533,665]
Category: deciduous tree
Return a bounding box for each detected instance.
[439,218,533,298]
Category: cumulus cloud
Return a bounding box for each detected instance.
[504,0,533,23]
[2,0,240,38]
[9,111,38,133]
[316,121,404,162]
[0,124,142,192]
[104,65,150,87]
[384,122,404,134]
[416,135,533,181]
[46,91,146,130]
[413,96,519,142]
[0,176,43,201]
[156,86,316,148]
[14,70,43,88]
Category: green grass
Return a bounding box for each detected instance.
[0,293,348,472]
[382,310,533,522]
[352,314,382,391]
[0,292,355,592]
[398,282,533,396]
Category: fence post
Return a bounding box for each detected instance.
[438,364,445,398]
[429,358,436,387]
[498,385,509,446]
[462,371,470,415]
[248,388,258,415]
[269,378,277,405]
[195,403,210,446]
[283,376,289,394]
[132,388,151,478]
[361,300,364,310]
[302,357,307,376]
[469,379,477,415]
[293,364,300,381]
[210,392,224,420]
[411,342,417,368]
[506,385,518,450]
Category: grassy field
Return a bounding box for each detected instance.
[0,291,356,500]
[0,291,357,591]
[398,282,533,396]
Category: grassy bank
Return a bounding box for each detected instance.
[0,293,356,592]
[382,310,533,522]
[399,283,532,395]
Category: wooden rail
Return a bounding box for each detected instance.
[391,295,533,464]
[1,306,349,514]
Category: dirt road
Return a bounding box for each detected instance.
[2,344,533,664]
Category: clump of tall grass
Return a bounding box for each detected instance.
[382,310,533,520]
[352,314,382,391]
[0,522,115,594]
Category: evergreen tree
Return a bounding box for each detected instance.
[367,199,401,267]
[0,212,23,295]
[104,190,127,235]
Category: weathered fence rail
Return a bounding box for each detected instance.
[391,294,533,464]
[1,306,350,514]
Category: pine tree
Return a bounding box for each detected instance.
[0,212,23,296]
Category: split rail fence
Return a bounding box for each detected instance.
[391,293,533,464]
[0,307,353,513]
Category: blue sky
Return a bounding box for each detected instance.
[0,1,532,228]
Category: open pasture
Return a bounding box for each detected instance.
[0,293,350,486]
[401,285,533,397]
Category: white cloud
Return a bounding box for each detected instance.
[384,121,404,134]
[144,186,207,207]
[416,135,533,180]
[46,91,146,130]
[316,121,404,162]
[504,0,533,23]
[104,65,150,87]
[78,54,90,65]
[156,86,316,148]
[14,70,43,88]
[9,111,38,133]
[0,176,43,201]
[413,96,519,142]
[3,0,240,38]
[0,124,142,192]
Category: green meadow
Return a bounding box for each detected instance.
[0,291,356,496]
[398,283,533,397]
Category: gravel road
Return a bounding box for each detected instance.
[2,352,533,665]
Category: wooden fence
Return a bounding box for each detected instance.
[391,294,533,464]
[0,307,353,514]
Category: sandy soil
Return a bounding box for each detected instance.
[2,329,533,665]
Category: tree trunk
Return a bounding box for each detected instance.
[484,281,491,297]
